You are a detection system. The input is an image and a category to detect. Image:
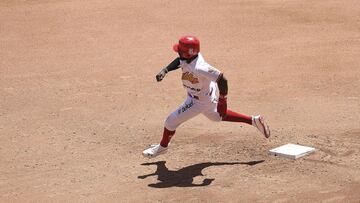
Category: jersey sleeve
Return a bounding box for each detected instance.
[165,57,180,72]
[195,64,222,81]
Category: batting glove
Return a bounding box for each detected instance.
[156,68,168,82]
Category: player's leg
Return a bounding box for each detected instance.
[202,101,222,122]
[202,86,252,124]
[222,109,252,124]
[203,97,270,138]
[202,103,251,124]
[222,109,270,138]
[143,97,202,158]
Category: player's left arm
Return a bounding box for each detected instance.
[156,57,180,82]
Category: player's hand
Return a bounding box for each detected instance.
[156,68,168,82]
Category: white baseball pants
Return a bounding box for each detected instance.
[164,95,221,131]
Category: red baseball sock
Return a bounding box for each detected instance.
[160,127,175,147]
[222,109,252,125]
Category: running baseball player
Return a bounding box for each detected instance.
[143,36,270,158]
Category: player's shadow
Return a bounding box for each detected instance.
[138,160,264,188]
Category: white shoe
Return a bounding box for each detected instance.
[252,115,270,138]
[142,144,168,158]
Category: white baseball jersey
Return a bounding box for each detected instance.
[164,53,223,131]
[180,53,222,101]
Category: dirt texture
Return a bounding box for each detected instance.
[1,0,360,202]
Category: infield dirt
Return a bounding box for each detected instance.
[1,0,360,202]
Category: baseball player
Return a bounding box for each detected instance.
[143,36,270,158]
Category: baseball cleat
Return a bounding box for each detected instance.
[252,115,270,138]
[142,144,168,158]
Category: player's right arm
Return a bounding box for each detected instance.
[156,57,180,82]
[216,74,228,118]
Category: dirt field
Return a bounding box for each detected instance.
[1,0,360,202]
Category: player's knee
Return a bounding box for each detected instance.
[208,116,222,122]
[205,113,222,122]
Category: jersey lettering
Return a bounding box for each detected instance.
[182,72,199,84]
[183,84,201,92]
[177,100,194,115]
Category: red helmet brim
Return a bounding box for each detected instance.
[173,43,179,52]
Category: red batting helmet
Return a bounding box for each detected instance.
[173,36,200,59]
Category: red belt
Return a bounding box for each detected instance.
[188,93,199,100]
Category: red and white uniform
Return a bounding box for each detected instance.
[164,53,223,131]
[142,36,270,159]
